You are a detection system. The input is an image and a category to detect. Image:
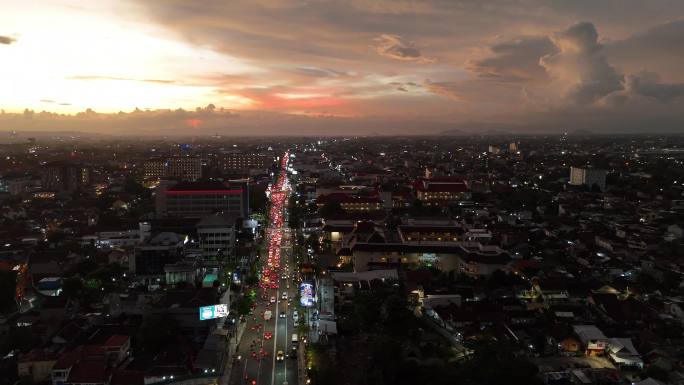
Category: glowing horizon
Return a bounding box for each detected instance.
[1,0,683,134]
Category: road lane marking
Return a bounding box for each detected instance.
[283,294,288,381]
[271,286,279,385]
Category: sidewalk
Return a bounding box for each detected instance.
[219,320,248,385]
[297,340,307,385]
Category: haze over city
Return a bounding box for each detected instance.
[1,0,684,135]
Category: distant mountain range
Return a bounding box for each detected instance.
[440,122,516,136]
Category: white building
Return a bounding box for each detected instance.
[569,166,607,191]
[197,215,236,258]
[81,222,151,249]
[488,145,501,154]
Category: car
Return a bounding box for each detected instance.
[293,320,299,327]
[279,311,286,318]
[292,310,299,322]
[281,292,288,300]
[264,332,273,340]
[276,350,285,361]
[270,296,276,303]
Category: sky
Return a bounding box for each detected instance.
[1,0,683,135]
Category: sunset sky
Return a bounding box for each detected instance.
[1,0,683,135]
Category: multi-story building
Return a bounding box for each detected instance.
[398,223,464,245]
[41,162,90,192]
[156,180,249,219]
[414,176,469,206]
[131,232,184,279]
[143,156,202,181]
[143,158,166,179]
[569,166,607,191]
[196,215,236,258]
[41,165,63,191]
[316,193,383,212]
[167,156,202,180]
[218,153,273,172]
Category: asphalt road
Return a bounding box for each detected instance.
[229,182,298,385]
[229,245,298,385]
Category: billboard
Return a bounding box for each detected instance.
[199,304,229,320]
[300,281,315,307]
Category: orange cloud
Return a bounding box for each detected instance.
[185,118,202,128]
[235,88,348,111]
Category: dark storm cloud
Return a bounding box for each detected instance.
[627,76,684,102]
[605,19,684,80]
[600,71,684,105]
[374,34,433,63]
[0,107,457,136]
[7,0,684,134]
[540,22,623,105]
[467,36,557,82]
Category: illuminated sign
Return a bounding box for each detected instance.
[300,282,315,307]
[199,304,229,320]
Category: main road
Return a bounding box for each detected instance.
[229,152,298,385]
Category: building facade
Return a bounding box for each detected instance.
[41,163,91,192]
[414,177,470,206]
[218,153,273,172]
[143,156,202,181]
[196,215,236,258]
[569,166,607,191]
[156,180,248,219]
[131,232,184,278]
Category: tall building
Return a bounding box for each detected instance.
[196,215,236,258]
[41,163,90,192]
[143,156,202,181]
[569,166,607,191]
[218,154,273,172]
[167,156,202,180]
[156,180,249,219]
[143,158,166,179]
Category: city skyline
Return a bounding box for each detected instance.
[1,1,684,135]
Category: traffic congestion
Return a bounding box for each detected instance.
[230,152,297,385]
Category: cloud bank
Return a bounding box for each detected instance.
[2,1,684,134]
